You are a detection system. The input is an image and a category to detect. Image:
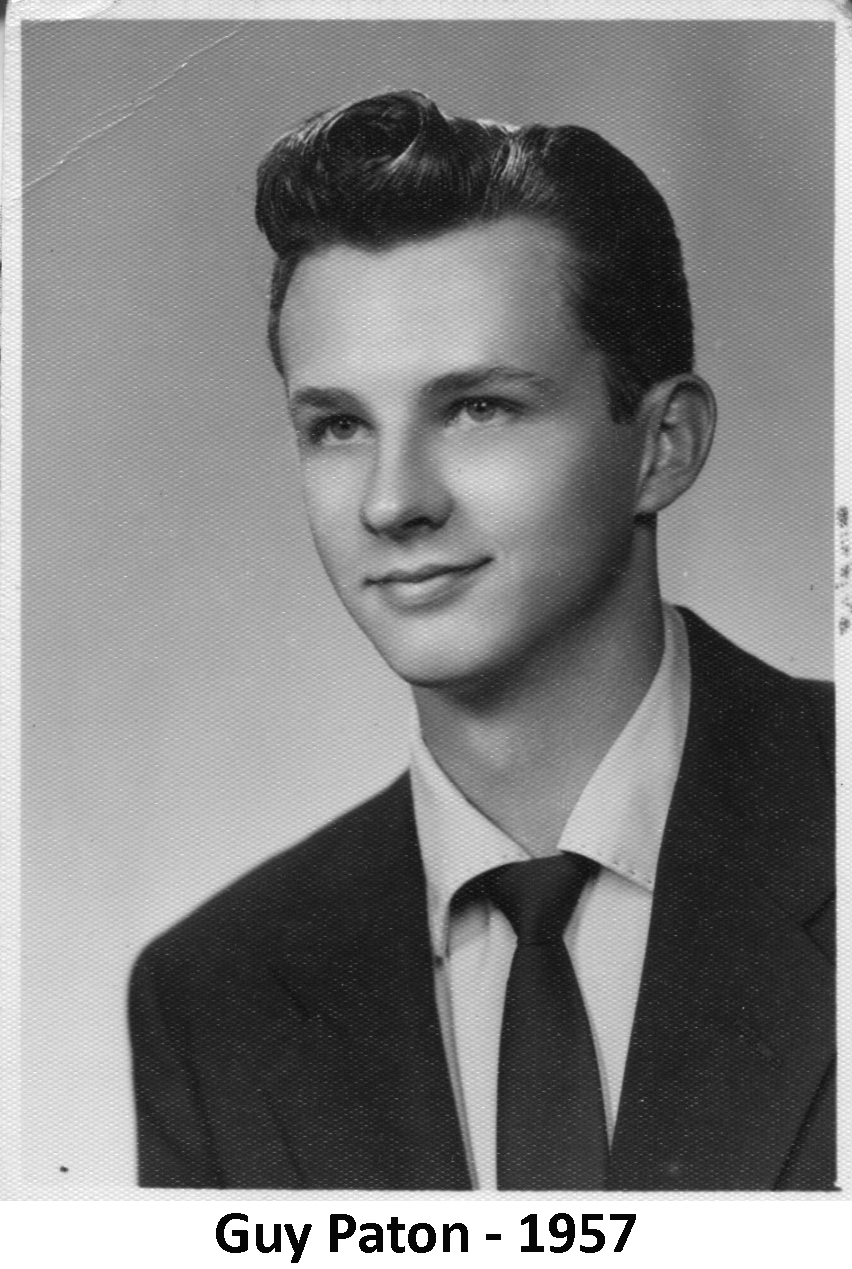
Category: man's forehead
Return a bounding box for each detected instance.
[277,219,595,409]
[278,218,579,379]
[281,216,574,321]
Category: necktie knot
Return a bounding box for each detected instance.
[484,853,599,946]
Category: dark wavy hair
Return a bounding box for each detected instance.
[255,90,694,422]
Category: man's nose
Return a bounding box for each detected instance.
[359,433,452,537]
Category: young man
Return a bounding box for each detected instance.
[129,91,835,1190]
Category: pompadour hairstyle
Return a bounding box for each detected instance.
[255,90,694,422]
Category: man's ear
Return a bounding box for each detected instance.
[634,374,717,516]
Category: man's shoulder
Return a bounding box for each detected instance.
[676,607,834,935]
[679,606,834,766]
[133,771,415,982]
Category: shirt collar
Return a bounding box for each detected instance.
[410,604,691,958]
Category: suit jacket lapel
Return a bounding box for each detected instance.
[255,775,471,1189]
[609,612,834,1190]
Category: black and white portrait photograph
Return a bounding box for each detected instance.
[0,0,847,1255]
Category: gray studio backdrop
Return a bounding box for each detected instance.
[23,20,833,1187]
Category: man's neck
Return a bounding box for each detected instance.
[413,575,665,859]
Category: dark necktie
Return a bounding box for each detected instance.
[484,853,609,1190]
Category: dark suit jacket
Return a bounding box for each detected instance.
[129,609,835,1189]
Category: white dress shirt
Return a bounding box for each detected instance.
[409,604,692,1189]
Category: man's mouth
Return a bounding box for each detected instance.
[369,560,488,585]
[366,558,490,606]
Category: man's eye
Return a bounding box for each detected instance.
[453,397,514,427]
[310,416,367,446]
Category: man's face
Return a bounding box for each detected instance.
[279,217,651,690]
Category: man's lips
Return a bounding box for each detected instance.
[363,558,491,610]
[366,559,490,586]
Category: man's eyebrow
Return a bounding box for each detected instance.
[420,365,558,398]
[287,366,558,413]
[288,385,357,412]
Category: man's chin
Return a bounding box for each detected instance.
[367,637,517,699]
[350,607,535,696]
[380,655,479,692]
